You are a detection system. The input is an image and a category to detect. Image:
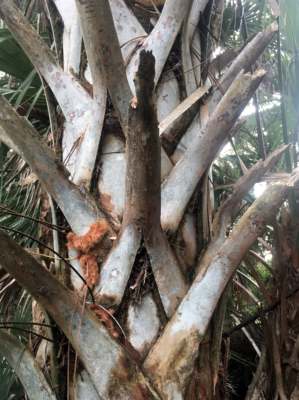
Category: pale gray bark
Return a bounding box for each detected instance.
[72,369,101,400]
[171,111,201,164]
[161,68,266,235]
[210,281,231,392]
[209,36,255,78]
[97,130,126,223]
[96,51,188,317]
[181,0,209,96]
[0,229,157,400]
[159,85,210,137]
[0,329,57,400]
[125,292,161,361]
[196,144,290,277]
[208,21,278,114]
[0,0,92,135]
[142,169,299,400]
[176,22,277,167]
[74,0,132,130]
[174,22,277,164]
[192,29,201,86]
[108,0,147,62]
[96,71,180,222]
[0,94,101,235]
[127,0,193,92]
[95,224,141,306]
[54,0,82,74]
[156,71,182,179]
[73,0,108,187]
[0,2,286,397]
[0,0,92,178]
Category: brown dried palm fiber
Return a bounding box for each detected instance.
[90,304,119,338]
[67,220,110,289]
[76,252,100,288]
[67,220,110,253]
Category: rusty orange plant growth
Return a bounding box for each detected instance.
[67,220,110,288]
[67,220,110,253]
[90,304,119,338]
[76,253,100,288]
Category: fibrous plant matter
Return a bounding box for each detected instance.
[90,304,119,338]
[0,0,298,399]
[67,220,110,254]
[67,220,110,288]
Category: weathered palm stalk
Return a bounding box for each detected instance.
[0,0,92,131]
[73,0,108,187]
[195,143,290,277]
[161,68,267,235]
[175,21,277,163]
[196,23,272,242]
[0,229,158,399]
[181,0,209,96]
[127,0,193,92]
[0,0,93,175]
[96,51,188,317]
[231,316,261,362]
[208,21,278,114]
[74,0,133,130]
[210,280,231,392]
[44,0,63,67]
[96,4,177,216]
[108,0,174,179]
[0,126,21,155]
[53,0,82,74]
[108,0,147,62]
[142,168,299,400]
[41,308,60,397]
[0,329,57,400]
[191,29,201,87]
[95,0,206,221]
[244,345,267,400]
[72,369,101,400]
[168,23,277,241]
[156,72,183,180]
[95,222,141,306]
[208,36,256,78]
[0,94,101,236]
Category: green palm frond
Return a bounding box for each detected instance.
[0,354,16,400]
[0,29,40,86]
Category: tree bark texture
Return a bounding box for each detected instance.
[0,328,57,400]
[0,0,294,399]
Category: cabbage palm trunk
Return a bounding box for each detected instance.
[0,0,297,399]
